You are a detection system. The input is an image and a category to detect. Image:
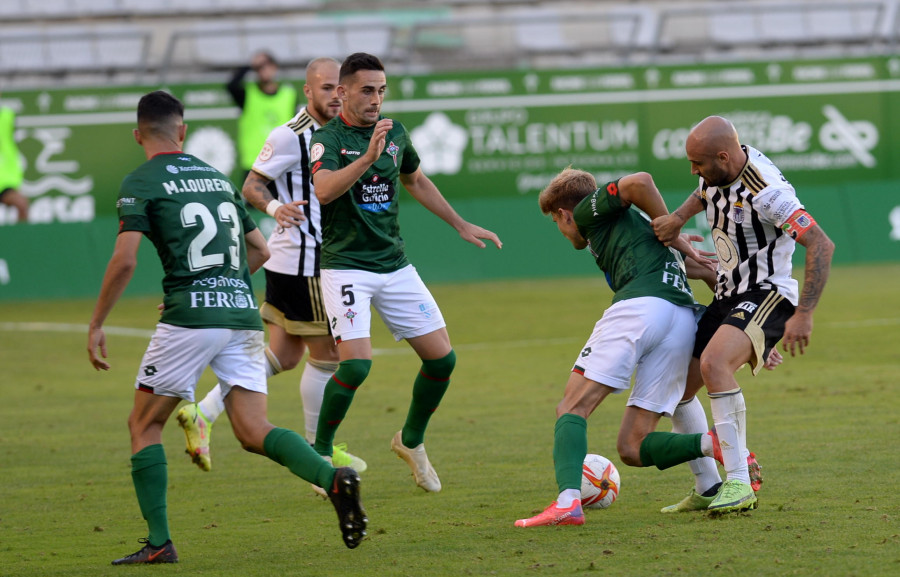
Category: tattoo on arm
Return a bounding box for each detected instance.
[797,226,834,313]
[242,176,275,213]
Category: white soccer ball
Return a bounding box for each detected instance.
[581,454,620,509]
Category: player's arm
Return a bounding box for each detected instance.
[312,118,392,205]
[399,167,502,249]
[226,66,250,108]
[782,215,834,357]
[618,173,713,271]
[651,190,704,246]
[242,170,306,229]
[244,227,270,275]
[87,231,142,371]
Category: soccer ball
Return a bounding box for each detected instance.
[581,454,620,509]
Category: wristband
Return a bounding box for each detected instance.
[265,199,283,218]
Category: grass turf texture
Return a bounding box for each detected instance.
[1,263,898,576]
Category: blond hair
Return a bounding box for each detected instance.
[538,167,597,215]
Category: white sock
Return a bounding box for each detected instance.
[556,488,581,508]
[672,396,722,495]
[709,390,750,484]
[197,384,226,423]
[300,358,339,443]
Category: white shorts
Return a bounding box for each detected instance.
[572,297,697,417]
[321,265,446,343]
[135,323,267,401]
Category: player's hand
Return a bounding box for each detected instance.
[763,348,783,370]
[157,303,164,315]
[365,118,393,163]
[274,200,308,228]
[88,327,110,371]
[651,214,684,246]
[458,223,502,249]
[671,234,716,273]
[782,311,813,357]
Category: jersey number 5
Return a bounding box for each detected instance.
[181,201,241,272]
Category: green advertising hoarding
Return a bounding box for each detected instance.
[1,56,898,300]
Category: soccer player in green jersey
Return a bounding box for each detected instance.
[515,168,726,527]
[87,91,366,564]
[308,53,502,492]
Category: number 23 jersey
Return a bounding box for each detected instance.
[116,152,263,330]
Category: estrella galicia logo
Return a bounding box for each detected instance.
[143,365,158,376]
[354,174,395,213]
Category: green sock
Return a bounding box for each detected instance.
[313,359,371,456]
[402,350,455,447]
[130,444,170,547]
[638,432,704,470]
[553,413,588,493]
[264,428,334,490]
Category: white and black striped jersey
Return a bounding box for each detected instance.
[251,108,322,277]
[699,145,803,305]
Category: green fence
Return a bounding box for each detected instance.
[1,55,898,300]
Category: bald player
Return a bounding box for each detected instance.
[652,115,834,514]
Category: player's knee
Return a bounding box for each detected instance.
[616,437,643,467]
[421,349,456,380]
[335,358,372,388]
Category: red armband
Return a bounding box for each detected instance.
[781,209,816,240]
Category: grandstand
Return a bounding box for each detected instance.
[0,0,897,88]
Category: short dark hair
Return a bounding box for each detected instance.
[339,52,384,82]
[137,90,183,137]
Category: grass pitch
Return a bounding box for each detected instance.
[1,263,898,576]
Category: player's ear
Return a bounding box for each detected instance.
[178,123,188,143]
[337,85,347,101]
[132,128,142,145]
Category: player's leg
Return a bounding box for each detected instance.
[225,386,367,549]
[701,323,756,512]
[515,372,613,527]
[115,324,219,564]
[213,328,367,548]
[377,265,451,492]
[121,389,181,561]
[314,269,378,459]
[303,334,366,471]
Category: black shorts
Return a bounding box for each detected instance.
[259,269,330,337]
[693,289,795,374]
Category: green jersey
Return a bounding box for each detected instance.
[573,180,696,307]
[117,152,263,330]
[309,115,420,273]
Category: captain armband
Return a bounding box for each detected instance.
[781,209,816,240]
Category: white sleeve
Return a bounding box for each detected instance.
[755,185,804,228]
[251,125,303,181]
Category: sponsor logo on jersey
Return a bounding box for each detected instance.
[340,148,361,156]
[354,174,396,213]
[167,165,179,174]
[731,311,746,320]
[189,289,258,309]
[310,142,325,162]
[735,301,758,313]
[116,197,136,208]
